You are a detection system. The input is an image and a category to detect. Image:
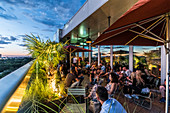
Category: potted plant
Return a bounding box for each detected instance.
[18,34,68,113]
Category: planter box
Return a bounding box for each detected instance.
[18,97,66,113]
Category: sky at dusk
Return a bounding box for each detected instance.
[0,0,159,57]
[0,0,86,56]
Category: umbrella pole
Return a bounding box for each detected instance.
[165,14,170,113]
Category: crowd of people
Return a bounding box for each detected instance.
[58,57,162,113]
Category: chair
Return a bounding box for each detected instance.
[66,86,86,112]
[133,92,154,110]
[67,86,86,103]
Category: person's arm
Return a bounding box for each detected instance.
[150,73,157,77]
[89,74,92,82]
[75,67,78,74]
[85,85,96,99]
[102,72,109,77]
[108,83,115,94]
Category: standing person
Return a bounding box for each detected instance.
[96,86,127,113]
[73,56,77,65]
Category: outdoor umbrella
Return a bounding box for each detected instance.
[64,45,92,70]
[92,0,170,112]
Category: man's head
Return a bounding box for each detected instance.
[100,63,103,66]
[123,66,127,71]
[96,86,108,104]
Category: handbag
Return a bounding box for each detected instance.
[89,100,101,113]
[141,87,150,94]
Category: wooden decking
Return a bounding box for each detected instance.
[83,75,167,113]
[116,93,166,113]
[62,74,168,113]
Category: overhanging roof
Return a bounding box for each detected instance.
[61,0,139,44]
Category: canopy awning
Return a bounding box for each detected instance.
[92,0,170,46]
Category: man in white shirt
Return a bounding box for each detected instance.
[73,56,77,65]
[122,66,131,77]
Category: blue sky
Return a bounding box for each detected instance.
[0,0,86,56]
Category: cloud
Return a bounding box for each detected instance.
[103,47,111,49]
[0,35,18,45]
[33,26,39,29]
[1,36,9,41]
[10,36,18,41]
[0,6,17,20]
[42,29,55,32]
[0,35,18,41]
[0,14,17,20]
[17,44,26,47]
[18,35,27,37]
[141,48,151,50]
[33,18,63,27]
[0,40,11,44]
[114,46,126,49]
[0,6,6,11]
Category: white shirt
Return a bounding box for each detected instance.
[73,57,77,63]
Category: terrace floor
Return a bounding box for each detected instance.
[82,75,167,113]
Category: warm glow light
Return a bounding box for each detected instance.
[51,79,58,92]
[1,71,31,113]
[10,99,22,102]
[86,41,92,43]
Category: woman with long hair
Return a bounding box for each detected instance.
[105,72,119,97]
[131,70,145,94]
[124,70,145,99]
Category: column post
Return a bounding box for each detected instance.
[89,43,91,65]
[129,46,133,72]
[110,46,113,69]
[161,45,166,84]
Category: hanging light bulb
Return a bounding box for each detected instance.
[76,34,80,46]
[86,28,92,43]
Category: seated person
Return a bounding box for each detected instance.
[65,69,76,87]
[121,66,131,77]
[85,77,102,100]
[96,86,127,113]
[70,78,80,88]
[100,63,106,73]
[86,79,102,113]
[124,70,145,99]
[105,73,118,97]
[78,72,84,86]
[159,78,170,102]
[102,69,114,83]
[85,62,90,69]
[118,71,126,85]
[89,70,95,85]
